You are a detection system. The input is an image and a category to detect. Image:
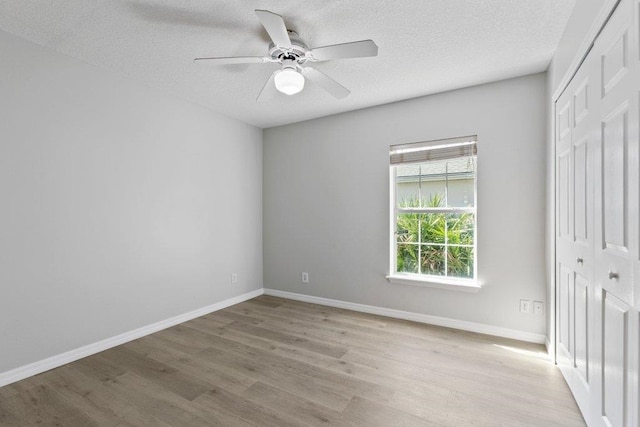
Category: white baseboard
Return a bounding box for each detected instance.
[0,288,264,388]
[1,287,547,388]
[264,289,546,344]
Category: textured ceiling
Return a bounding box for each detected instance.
[0,1,575,128]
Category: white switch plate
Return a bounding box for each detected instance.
[231,273,238,284]
[533,301,544,315]
[520,299,531,313]
[302,272,309,283]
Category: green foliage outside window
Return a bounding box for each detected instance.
[396,193,474,278]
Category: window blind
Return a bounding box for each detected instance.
[390,135,477,165]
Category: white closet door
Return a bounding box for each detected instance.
[591,0,639,425]
[555,47,598,418]
[556,81,573,372]
[632,1,640,425]
[570,59,598,414]
[556,80,574,384]
[556,0,640,425]
[594,0,635,304]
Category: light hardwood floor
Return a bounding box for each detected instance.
[0,296,584,426]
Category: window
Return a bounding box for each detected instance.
[389,136,477,286]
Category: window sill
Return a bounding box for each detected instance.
[386,274,482,293]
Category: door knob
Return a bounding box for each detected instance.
[608,271,619,280]
[576,257,583,264]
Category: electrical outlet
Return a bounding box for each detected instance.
[302,272,309,283]
[231,273,238,284]
[520,299,531,313]
[533,301,544,315]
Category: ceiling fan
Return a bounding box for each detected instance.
[194,10,378,100]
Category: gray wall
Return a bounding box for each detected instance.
[264,73,547,335]
[0,30,263,374]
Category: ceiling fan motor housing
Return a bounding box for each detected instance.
[268,31,309,63]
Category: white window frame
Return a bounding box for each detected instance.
[386,136,481,292]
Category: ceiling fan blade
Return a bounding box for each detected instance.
[310,40,378,61]
[256,73,276,101]
[255,10,292,49]
[302,67,350,99]
[194,56,268,65]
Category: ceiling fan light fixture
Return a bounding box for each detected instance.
[274,67,305,95]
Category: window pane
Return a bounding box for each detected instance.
[420,245,445,275]
[420,213,445,244]
[447,177,475,207]
[446,213,475,245]
[395,164,445,208]
[445,156,476,207]
[396,164,422,208]
[447,246,474,278]
[396,213,419,243]
[396,244,418,273]
[419,160,446,208]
